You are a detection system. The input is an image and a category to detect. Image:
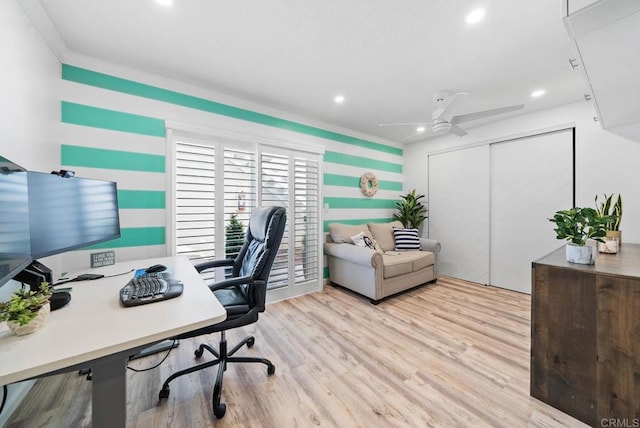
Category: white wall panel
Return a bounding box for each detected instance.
[490,130,573,293]
[428,146,490,284]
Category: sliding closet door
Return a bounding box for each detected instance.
[428,145,490,284]
[490,129,573,293]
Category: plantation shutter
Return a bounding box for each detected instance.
[294,157,320,285]
[259,152,289,289]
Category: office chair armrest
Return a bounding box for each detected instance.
[208,275,258,292]
[195,258,235,273]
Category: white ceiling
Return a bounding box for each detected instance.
[26,0,586,143]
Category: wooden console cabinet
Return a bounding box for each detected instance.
[531,244,640,426]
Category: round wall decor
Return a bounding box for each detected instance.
[360,172,378,197]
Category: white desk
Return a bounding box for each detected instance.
[0,256,226,427]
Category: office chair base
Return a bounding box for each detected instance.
[158,332,275,419]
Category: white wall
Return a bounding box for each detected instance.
[0,1,59,423]
[405,100,640,245]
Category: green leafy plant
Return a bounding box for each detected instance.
[595,193,623,231]
[225,214,245,260]
[549,207,612,246]
[393,189,427,229]
[0,282,52,326]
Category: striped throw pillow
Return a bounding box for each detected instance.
[392,228,421,251]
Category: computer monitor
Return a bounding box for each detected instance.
[27,171,121,259]
[0,158,32,288]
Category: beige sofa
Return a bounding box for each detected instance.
[324,221,441,304]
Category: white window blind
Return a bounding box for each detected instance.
[175,142,216,265]
[294,157,319,285]
[260,152,289,289]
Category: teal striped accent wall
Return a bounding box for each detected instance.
[117,190,166,209]
[62,64,401,155]
[62,101,165,137]
[61,145,165,173]
[323,218,395,232]
[86,227,166,249]
[323,197,396,209]
[323,151,402,173]
[323,173,402,191]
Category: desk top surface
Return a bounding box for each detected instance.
[533,242,640,279]
[0,256,226,385]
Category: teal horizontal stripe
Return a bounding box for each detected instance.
[323,266,329,279]
[323,218,395,232]
[117,190,165,209]
[324,197,396,209]
[324,151,402,173]
[62,101,165,137]
[62,145,165,173]
[323,173,402,191]
[86,227,166,249]
[62,64,401,156]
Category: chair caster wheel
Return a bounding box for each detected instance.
[195,346,204,358]
[247,337,255,348]
[267,364,275,375]
[214,403,226,418]
[159,387,170,400]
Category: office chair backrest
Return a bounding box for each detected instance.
[232,206,286,306]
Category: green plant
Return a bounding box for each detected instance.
[0,282,52,326]
[549,207,612,246]
[393,189,427,229]
[225,214,245,260]
[595,193,623,231]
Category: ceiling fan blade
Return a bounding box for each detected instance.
[432,91,468,121]
[451,104,524,125]
[449,124,468,137]
[378,122,428,127]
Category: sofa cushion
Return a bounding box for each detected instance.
[381,251,435,279]
[393,227,421,251]
[328,223,372,244]
[368,221,404,252]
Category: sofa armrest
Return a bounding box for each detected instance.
[324,242,381,268]
[420,238,441,254]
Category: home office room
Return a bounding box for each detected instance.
[1,1,639,427]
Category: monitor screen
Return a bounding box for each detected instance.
[0,159,32,288]
[27,172,121,259]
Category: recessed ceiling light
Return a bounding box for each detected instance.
[466,8,486,24]
[334,95,345,104]
[416,126,426,133]
[156,0,173,7]
[531,89,546,98]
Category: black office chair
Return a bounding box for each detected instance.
[158,206,286,419]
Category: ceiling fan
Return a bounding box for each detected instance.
[380,90,524,138]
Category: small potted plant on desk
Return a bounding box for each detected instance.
[595,193,623,246]
[549,207,611,265]
[0,282,53,336]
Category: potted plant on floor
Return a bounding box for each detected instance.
[595,193,623,245]
[549,207,611,264]
[0,282,53,336]
[394,189,428,229]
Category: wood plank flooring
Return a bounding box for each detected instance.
[5,277,587,427]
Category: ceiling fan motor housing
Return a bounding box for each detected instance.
[432,119,451,134]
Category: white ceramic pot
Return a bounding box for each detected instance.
[566,244,595,265]
[7,302,50,336]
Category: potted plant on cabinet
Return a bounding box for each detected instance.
[595,193,623,245]
[0,282,52,336]
[393,189,428,229]
[549,207,611,264]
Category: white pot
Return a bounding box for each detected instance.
[566,244,595,265]
[6,302,50,336]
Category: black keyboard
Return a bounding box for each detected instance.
[119,272,184,307]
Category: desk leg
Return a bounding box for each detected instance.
[92,354,128,428]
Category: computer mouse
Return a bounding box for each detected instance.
[146,264,167,273]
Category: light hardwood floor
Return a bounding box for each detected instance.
[6,277,587,427]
